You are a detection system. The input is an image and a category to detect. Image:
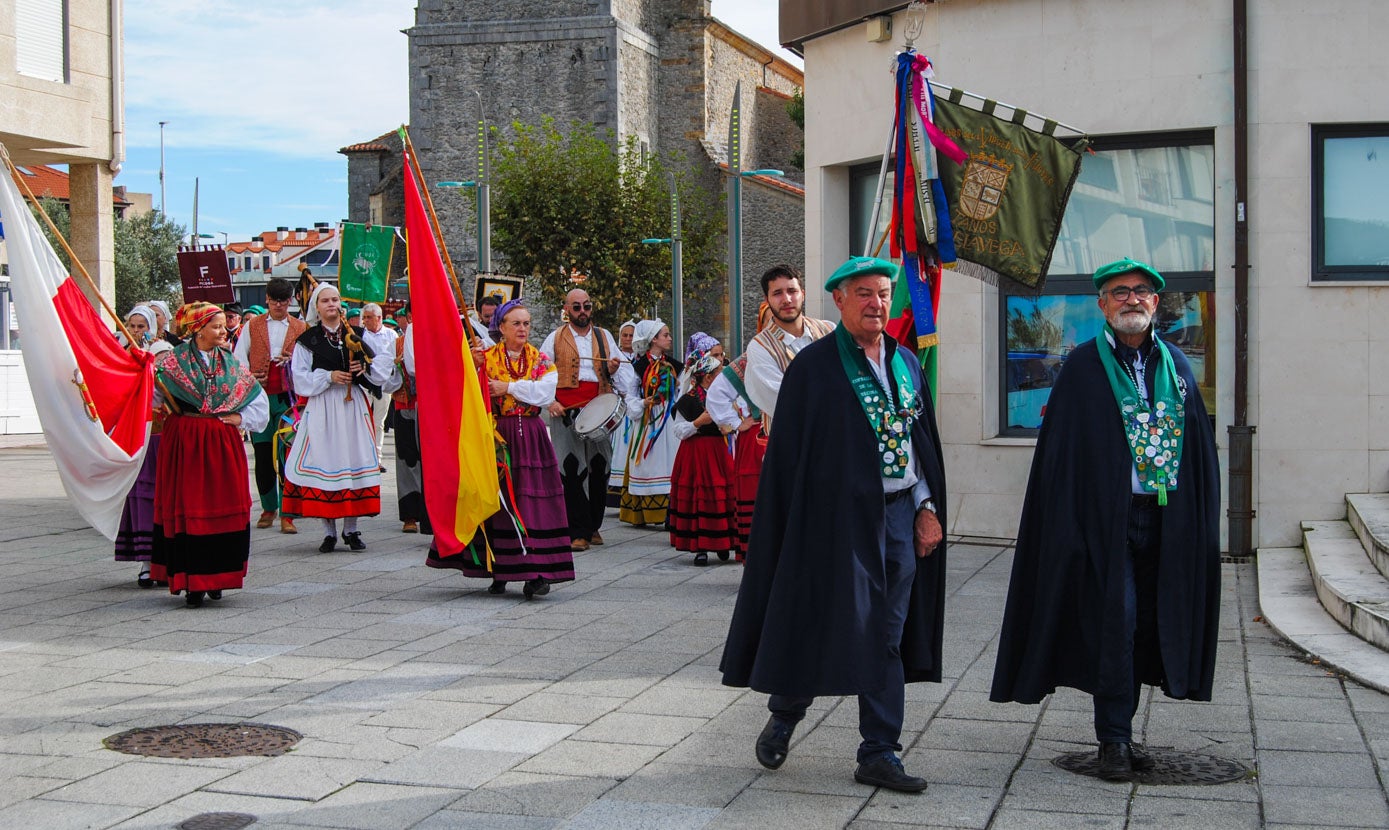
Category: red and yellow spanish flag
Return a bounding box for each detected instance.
[403,152,499,556]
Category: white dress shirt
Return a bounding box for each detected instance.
[540,325,636,394]
[745,324,818,422]
[232,315,291,367]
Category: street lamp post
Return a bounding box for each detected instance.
[437,92,492,275]
[641,173,683,359]
[725,80,785,349]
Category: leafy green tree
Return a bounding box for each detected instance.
[489,118,724,321]
[30,197,185,312]
[787,88,805,171]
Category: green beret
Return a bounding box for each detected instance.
[826,256,899,292]
[346,308,362,318]
[245,305,267,315]
[383,318,399,329]
[1092,257,1165,292]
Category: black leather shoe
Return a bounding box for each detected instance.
[185,591,204,608]
[342,531,366,551]
[318,535,337,553]
[693,552,709,566]
[755,716,795,770]
[137,568,154,589]
[854,755,927,793]
[207,590,223,601]
[488,580,508,595]
[1097,742,1135,781]
[1130,742,1155,773]
[522,578,550,599]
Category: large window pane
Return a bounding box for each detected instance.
[1050,143,1214,277]
[1004,290,1215,430]
[1319,130,1389,271]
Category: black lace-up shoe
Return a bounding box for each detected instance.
[854,755,927,793]
[755,717,796,770]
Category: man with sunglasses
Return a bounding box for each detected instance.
[991,258,1221,783]
[540,289,635,551]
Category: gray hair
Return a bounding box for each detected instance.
[362,303,383,316]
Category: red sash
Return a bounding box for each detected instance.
[556,380,600,411]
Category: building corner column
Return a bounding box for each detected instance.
[67,163,117,315]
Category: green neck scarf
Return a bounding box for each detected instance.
[1095,325,1185,505]
[834,323,918,479]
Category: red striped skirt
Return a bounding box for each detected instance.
[150,414,251,593]
[668,433,736,552]
[733,425,766,558]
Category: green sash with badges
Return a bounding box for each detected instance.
[834,323,919,479]
[1096,325,1185,505]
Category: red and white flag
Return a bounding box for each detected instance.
[0,161,154,540]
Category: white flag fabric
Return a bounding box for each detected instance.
[0,160,154,540]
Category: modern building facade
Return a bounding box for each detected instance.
[785,0,1389,551]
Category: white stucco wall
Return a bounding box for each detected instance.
[799,0,1389,548]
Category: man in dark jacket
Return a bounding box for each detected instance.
[721,256,948,793]
[990,258,1221,782]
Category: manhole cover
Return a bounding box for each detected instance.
[103,723,301,759]
[1053,747,1251,785]
[178,813,257,830]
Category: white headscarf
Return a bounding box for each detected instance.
[619,319,638,356]
[304,282,339,327]
[146,300,172,333]
[126,305,156,334]
[631,319,666,357]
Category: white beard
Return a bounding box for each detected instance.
[1109,308,1152,336]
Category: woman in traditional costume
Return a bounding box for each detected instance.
[281,283,394,553]
[706,350,765,562]
[619,320,680,527]
[606,319,639,507]
[115,305,174,586]
[148,300,181,346]
[455,300,574,598]
[669,347,737,565]
[150,302,268,607]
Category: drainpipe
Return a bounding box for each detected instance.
[109,0,125,175]
[1228,0,1256,557]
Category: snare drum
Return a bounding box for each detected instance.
[573,392,627,440]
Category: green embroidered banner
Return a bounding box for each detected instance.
[339,222,396,303]
[932,92,1086,291]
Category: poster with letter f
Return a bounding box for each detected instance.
[339,222,395,303]
[931,90,1086,292]
[177,247,235,303]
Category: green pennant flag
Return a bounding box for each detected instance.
[932,92,1086,292]
[339,222,396,303]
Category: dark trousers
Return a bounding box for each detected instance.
[1094,495,1163,743]
[768,494,917,763]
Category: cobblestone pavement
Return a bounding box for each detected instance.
[1,445,1387,829]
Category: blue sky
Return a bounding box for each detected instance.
[118,1,797,245]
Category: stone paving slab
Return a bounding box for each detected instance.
[1,447,1388,827]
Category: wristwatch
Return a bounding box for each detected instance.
[918,499,936,514]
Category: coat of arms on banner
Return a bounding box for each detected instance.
[959,153,1013,221]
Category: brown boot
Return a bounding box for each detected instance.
[402,520,419,533]
[280,517,298,534]
[588,530,604,545]
[571,538,590,552]
[256,510,276,529]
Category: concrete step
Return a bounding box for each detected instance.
[1302,520,1389,651]
[1346,493,1389,581]
[1256,546,1389,694]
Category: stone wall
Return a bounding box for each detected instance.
[754,87,803,179]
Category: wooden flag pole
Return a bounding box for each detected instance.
[2,146,181,414]
[399,127,472,320]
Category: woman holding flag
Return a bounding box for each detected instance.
[281,282,394,553]
[439,300,573,599]
[150,302,269,607]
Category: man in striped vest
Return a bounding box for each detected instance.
[744,265,836,437]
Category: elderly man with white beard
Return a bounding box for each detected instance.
[990,258,1222,783]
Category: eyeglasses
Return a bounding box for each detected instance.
[1103,285,1156,302]
[569,302,593,311]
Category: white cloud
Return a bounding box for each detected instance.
[123,0,415,156]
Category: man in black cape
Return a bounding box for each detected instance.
[990,257,1221,782]
[721,256,948,793]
